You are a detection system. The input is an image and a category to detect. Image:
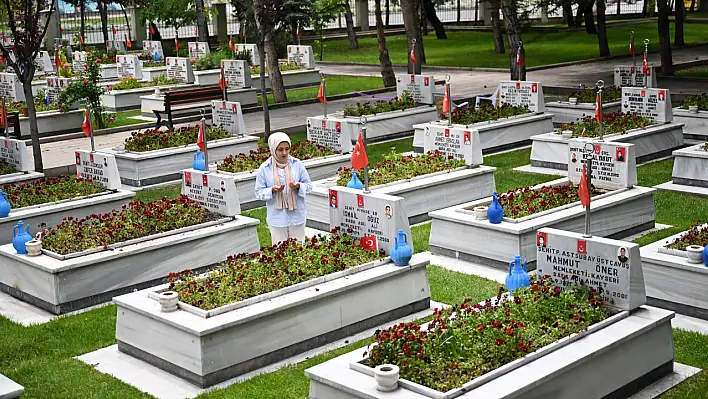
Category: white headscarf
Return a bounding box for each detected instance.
[267,132,296,211]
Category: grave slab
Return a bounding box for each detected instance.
[673,108,708,140]
[545,100,621,125]
[102,83,194,112]
[140,87,258,117]
[17,109,84,139]
[0,373,23,399]
[666,143,708,188]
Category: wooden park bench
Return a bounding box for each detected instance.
[154,86,227,130]
[0,111,22,139]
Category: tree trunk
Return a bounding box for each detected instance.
[499,0,524,80]
[401,0,422,74]
[265,31,287,103]
[22,80,43,172]
[421,1,428,35]
[418,0,426,63]
[675,0,685,46]
[575,4,584,27]
[596,0,610,56]
[195,0,209,42]
[491,4,505,54]
[642,0,650,16]
[657,0,674,75]
[80,0,86,41]
[385,0,390,26]
[253,5,270,140]
[689,0,696,12]
[584,0,597,34]
[375,0,396,87]
[423,0,447,39]
[562,0,574,27]
[616,0,621,15]
[344,1,359,49]
[98,0,109,46]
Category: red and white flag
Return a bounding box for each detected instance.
[642,52,648,75]
[351,133,369,171]
[112,25,117,36]
[197,123,206,152]
[125,35,132,49]
[242,24,246,38]
[194,27,198,37]
[360,236,378,251]
[442,85,451,114]
[317,81,327,103]
[577,239,587,255]
[629,39,634,56]
[175,38,180,52]
[578,163,590,208]
[150,25,156,36]
[594,94,602,123]
[229,36,234,52]
[82,109,92,137]
[218,72,227,90]
[410,47,416,65]
[296,23,300,38]
[0,98,6,128]
[516,47,525,67]
[581,127,586,138]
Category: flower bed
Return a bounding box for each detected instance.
[0,161,16,176]
[343,96,417,117]
[495,183,601,218]
[170,232,383,310]
[39,196,218,255]
[449,103,531,125]
[557,112,654,138]
[217,141,336,174]
[664,221,708,251]
[566,86,621,103]
[679,93,708,111]
[124,125,232,152]
[363,278,608,392]
[249,63,301,75]
[110,76,179,91]
[335,151,466,187]
[4,175,104,209]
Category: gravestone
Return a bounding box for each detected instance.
[328,187,412,255]
[396,74,435,105]
[106,40,127,52]
[233,43,260,66]
[0,138,32,172]
[221,59,252,88]
[306,117,354,154]
[422,125,483,166]
[621,87,672,123]
[166,57,194,84]
[613,65,657,88]
[536,227,646,312]
[35,51,53,75]
[496,81,545,113]
[188,42,210,60]
[75,150,121,190]
[116,54,143,80]
[181,169,241,217]
[286,45,315,69]
[46,77,73,104]
[72,51,87,74]
[211,100,246,135]
[567,139,637,190]
[0,73,24,101]
[142,41,164,60]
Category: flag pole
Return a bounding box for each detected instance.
[360,116,369,194]
[643,39,649,89]
[321,72,327,119]
[221,63,227,100]
[1,96,6,138]
[630,31,635,76]
[446,74,452,127]
[297,20,301,46]
[597,80,604,142]
[583,143,593,238]
[201,109,209,169]
[86,102,95,152]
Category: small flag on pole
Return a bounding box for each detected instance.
[642,52,648,75]
[82,109,92,137]
[296,23,300,38]
[150,25,155,36]
[360,236,378,251]
[410,47,416,65]
[175,38,180,52]
[79,35,84,44]
[1,98,6,128]
[351,133,369,171]
[229,36,234,52]
[197,123,206,152]
[242,24,246,38]
[125,35,131,49]
[442,85,451,114]
[317,81,327,103]
[629,39,634,56]
[594,94,602,123]
[516,47,525,67]
[578,163,591,207]
[581,127,586,138]
[112,25,117,36]
[194,27,198,37]
[219,72,227,90]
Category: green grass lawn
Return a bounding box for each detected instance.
[258,75,385,105]
[4,138,708,397]
[320,23,708,68]
[105,110,143,129]
[676,66,708,78]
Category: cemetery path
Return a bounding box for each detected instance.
[31,44,708,172]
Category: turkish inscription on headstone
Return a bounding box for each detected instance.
[72,51,87,74]
[613,65,657,88]
[188,42,210,60]
[106,40,127,52]
[75,150,121,190]
[181,169,241,217]
[567,139,636,190]
[621,87,672,123]
[233,43,260,66]
[221,59,252,88]
[286,45,315,69]
[142,41,164,59]
[422,124,483,166]
[396,74,435,105]
[166,57,194,84]
[536,227,646,312]
[46,77,73,104]
[0,138,32,172]
[306,117,354,154]
[0,73,24,101]
[116,54,143,80]
[329,187,412,255]
[497,81,545,113]
[210,100,246,136]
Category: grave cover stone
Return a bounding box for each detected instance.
[329,187,412,255]
[613,65,657,88]
[142,41,164,59]
[188,42,210,60]
[396,74,435,105]
[567,139,637,190]
[46,77,73,104]
[536,227,646,312]
[496,81,545,113]
[181,169,241,216]
[422,125,483,166]
[116,54,143,80]
[621,87,672,123]
[233,43,260,66]
[221,59,251,88]
[106,40,127,52]
[210,100,246,135]
[306,117,354,154]
[166,57,194,84]
[0,73,24,101]
[286,45,315,69]
[0,138,32,172]
[72,51,87,74]
[75,150,121,190]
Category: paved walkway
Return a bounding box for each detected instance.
[32,45,708,171]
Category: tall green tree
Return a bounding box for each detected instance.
[140,0,197,50]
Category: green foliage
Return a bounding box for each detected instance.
[343,94,416,117]
[192,50,231,71]
[557,112,654,138]
[112,77,142,90]
[680,93,708,111]
[124,125,231,152]
[450,104,531,125]
[664,222,708,250]
[3,175,104,209]
[218,141,336,173]
[496,183,601,218]
[60,49,107,128]
[139,0,197,33]
[0,161,16,176]
[250,63,301,75]
[567,85,622,103]
[151,74,180,86]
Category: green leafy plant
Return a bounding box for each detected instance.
[343,94,416,117]
[680,93,708,111]
[169,230,384,310]
[111,77,142,91]
[665,221,708,250]
[0,161,16,176]
[556,113,654,138]
[6,89,70,114]
[566,85,622,103]
[60,49,107,128]
[364,277,608,392]
[233,49,253,65]
[3,175,104,209]
[192,50,231,71]
[336,150,466,187]
[124,125,232,152]
[494,183,601,219]
[151,74,180,86]
[449,103,530,125]
[218,141,336,173]
[249,63,301,75]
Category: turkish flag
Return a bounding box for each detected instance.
[125,35,132,49]
[642,53,648,75]
[357,195,364,208]
[594,144,601,155]
[112,25,117,35]
[219,72,227,90]
[442,85,451,114]
[594,94,602,123]
[202,174,208,186]
[516,48,524,67]
[197,123,206,152]
[150,25,155,35]
[229,36,234,52]
[82,109,92,137]
[317,81,327,103]
[0,98,5,128]
[410,47,416,64]
[175,38,180,52]
[578,163,591,208]
[360,236,378,251]
[351,133,369,171]
[629,39,634,56]
[581,127,586,138]
[577,240,587,255]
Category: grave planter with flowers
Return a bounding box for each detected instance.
[673,93,708,140]
[545,85,623,125]
[656,142,708,196]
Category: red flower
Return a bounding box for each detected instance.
[496,339,505,346]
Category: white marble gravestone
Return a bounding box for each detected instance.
[72,51,87,74]
[0,73,24,101]
[328,187,412,255]
[142,41,164,59]
[306,117,354,154]
[422,125,483,166]
[0,138,32,172]
[46,77,72,104]
[188,42,210,60]
[536,227,646,312]
[286,45,315,69]
[181,169,241,216]
[106,40,127,53]
[621,87,672,123]
[396,74,435,105]
[75,150,121,190]
[613,65,657,88]
[497,80,545,113]
[116,54,143,80]
[166,57,194,84]
[35,51,53,75]
[567,139,637,190]
[233,43,260,66]
[221,59,252,88]
[210,100,246,135]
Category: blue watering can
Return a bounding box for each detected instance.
[505,255,530,292]
[0,189,10,217]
